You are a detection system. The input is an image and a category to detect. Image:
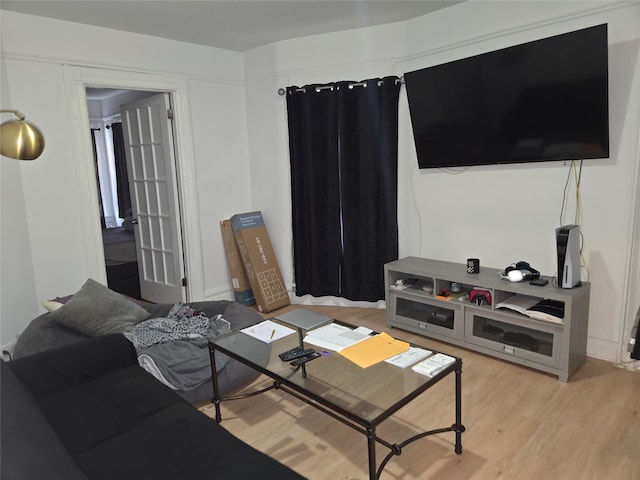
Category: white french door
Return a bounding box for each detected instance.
[120,93,185,303]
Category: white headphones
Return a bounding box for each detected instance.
[501,261,540,282]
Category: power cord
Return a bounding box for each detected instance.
[559,160,589,281]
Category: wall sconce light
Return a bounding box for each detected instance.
[0,109,45,160]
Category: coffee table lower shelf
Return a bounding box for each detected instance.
[209,346,464,480]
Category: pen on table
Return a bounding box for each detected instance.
[270,329,276,340]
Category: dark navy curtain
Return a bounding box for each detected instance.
[111,123,132,219]
[286,76,400,302]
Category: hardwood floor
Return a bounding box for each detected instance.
[200,305,640,479]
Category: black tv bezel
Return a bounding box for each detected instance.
[404,24,610,170]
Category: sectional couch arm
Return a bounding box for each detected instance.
[7,334,137,395]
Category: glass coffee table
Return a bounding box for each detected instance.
[208,317,464,480]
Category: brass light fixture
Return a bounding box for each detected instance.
[0,109,45,160]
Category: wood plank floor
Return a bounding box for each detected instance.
[199,305,640,479]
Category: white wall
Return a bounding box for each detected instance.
[0,11,252,345]
[1,2,639,363]
[242,0,640,362]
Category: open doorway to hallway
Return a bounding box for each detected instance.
[86,88,169,301]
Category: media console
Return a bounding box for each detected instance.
[384,257,590,381]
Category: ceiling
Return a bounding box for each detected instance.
[0,0,465,52]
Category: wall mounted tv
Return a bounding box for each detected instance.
[404,24,609,169]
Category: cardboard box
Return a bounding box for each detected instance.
[230,211,290,313]
[220,219,255,306]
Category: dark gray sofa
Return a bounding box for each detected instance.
[13,296,264,404]
[1,334,305,480]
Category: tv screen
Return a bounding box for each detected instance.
[404,24,609,169]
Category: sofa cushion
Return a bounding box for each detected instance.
[74,403,305,480]
[0,362,90,480]
[48,278,149,336]
[37,365,185,453]
[8,334,138,394]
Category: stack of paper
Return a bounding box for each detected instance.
[412,353,456,377]
[240,320,295,344]
[339,332,409,368]
[303,323,372,351]
[384,346,432,368]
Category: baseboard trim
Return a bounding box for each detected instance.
[587,336,619,363]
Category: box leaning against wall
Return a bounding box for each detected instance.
[230,212,290,313]
[220,219,255,306]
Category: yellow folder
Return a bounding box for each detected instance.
[339,332,409,368]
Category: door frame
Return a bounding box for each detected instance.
[63,65,204,301]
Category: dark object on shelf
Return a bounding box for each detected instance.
[430,310,455,329]
[482,323,504,335]
[503,332,540,352]
[466,258,480,274]
[527,299,565,320]
[482,323,543,352]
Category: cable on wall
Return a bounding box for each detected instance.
[558,159,589,281]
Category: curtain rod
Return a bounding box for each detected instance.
[278,76,404,96]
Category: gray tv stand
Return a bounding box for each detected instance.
[384,257,590,381]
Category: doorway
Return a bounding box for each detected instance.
[86,88,185,303]
[64,65,205,302]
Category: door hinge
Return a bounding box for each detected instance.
[182,277,187,287]
[167,109,174,120]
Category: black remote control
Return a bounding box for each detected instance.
[279,347,315,362]
[290,351,321,367]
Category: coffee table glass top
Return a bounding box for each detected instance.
[211,318,458,425]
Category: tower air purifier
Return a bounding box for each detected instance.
[556,225,581,288]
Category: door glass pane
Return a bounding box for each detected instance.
[153,144,166,180]
[138,215,149,248]
[147,183,159,216]
[157,182,169,216]
[164,252,175,285]
[142,248,154,281]
[149,216,161,250]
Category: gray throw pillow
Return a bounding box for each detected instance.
[48,279,149,337]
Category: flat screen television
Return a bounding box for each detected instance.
[404,24,609,169]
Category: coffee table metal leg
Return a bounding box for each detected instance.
[367,427,377,480]
[209,345,222,423]
[454,362,464,454]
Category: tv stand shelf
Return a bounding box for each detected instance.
[384,257,590,381]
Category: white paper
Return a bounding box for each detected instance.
[240,320,295,344]
[353,326,373,335]
[412,353,456,377]
[303,323,370,351]
[384,346,432,368]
